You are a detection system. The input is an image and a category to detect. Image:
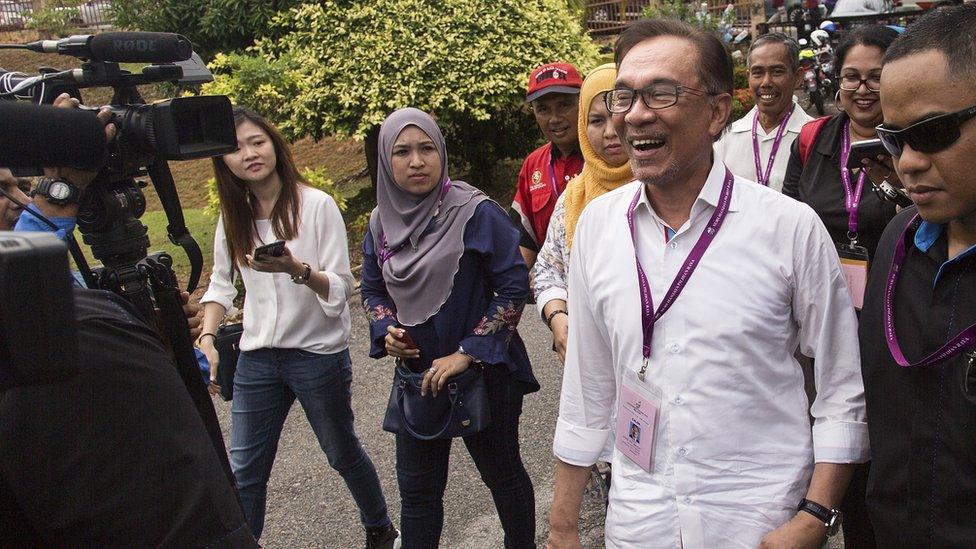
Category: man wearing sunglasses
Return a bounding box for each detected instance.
[858,5,976,546]
[0,168,30,231]
[548,19,867,549]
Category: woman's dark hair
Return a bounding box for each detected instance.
[614,18,733,96]
[833,25,900,75]
[211,106,304,268]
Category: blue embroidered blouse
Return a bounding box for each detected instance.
[361,201,539,394]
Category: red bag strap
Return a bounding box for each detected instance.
[799,116,831,166]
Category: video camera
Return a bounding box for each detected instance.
[0,33,238,487]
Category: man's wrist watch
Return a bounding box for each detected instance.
[798,498,842,535]
[33,177,80,206]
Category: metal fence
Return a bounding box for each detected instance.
[585,0,655,35]
[0,0,114,32]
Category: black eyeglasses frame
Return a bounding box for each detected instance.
[876,104,976,156]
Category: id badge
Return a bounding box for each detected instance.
[615,367,663,473]
[837,243,870,310]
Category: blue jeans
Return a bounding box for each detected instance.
[230,348,390,540]
[395,367,536,549]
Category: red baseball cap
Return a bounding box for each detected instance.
[525,62,583,103]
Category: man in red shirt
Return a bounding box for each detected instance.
[511,62,585,270]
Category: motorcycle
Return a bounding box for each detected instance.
[798,30,834,116]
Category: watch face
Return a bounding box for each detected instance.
[49,182,72,200]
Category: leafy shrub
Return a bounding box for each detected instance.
[643,0,735,35]
[202,0,600,188]
[26,0,81,39]
[204,167,348,217]
[112,0,305,58]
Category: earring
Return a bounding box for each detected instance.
[834,90,843,111]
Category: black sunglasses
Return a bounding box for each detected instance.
[876,104,976,156]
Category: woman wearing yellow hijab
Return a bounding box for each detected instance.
[532,63,632,363]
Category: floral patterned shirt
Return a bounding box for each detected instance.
[531,192,570,316]
[361,201,539,393]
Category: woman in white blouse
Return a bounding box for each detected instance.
[197,107,397,548]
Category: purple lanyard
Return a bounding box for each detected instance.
[627,169,735,381]
[547,151,560,196]
[884,213,976,368]
[378,179,452,265]
[839,121,868,239]
[751,104,795,187]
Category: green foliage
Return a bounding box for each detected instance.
[203,0,599,187]
[643,0,735,34]
[733,60,749,90]
[204,167,348,217]
[26,0,81,38]
[111,0,305,58]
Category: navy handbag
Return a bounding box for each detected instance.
[382,360,490,440]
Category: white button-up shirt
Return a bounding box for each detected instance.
[714,102,814,192]
[201,186,354,354]
[554,160,868,548]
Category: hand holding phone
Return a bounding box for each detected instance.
[847,139,889,171]
[253,240,286,259]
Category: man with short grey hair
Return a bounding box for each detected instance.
[715,33,813,192]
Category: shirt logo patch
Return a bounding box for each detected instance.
[530,170,545,191]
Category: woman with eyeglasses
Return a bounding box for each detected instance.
[361,108,538,549]
[784,24,901,263]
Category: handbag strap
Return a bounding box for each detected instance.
[395,381,461,440]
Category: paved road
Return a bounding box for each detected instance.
[212,299,607,548]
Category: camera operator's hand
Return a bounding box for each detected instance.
[31,93,116,220]
[245,245,304,277]
[42,93,116,191]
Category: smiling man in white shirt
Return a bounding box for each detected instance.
[546,20,868,549]
[714,33,814,192]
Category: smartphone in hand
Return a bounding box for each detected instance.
[396,325,418,350]
[253,240,286,259]
[847,139,889,171]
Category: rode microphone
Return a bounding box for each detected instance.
[0,102,106,169]
[25,32,193,63]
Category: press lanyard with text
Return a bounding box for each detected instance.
[378,178,452,265]
[751,104,795,187]
[839,121,868,244]
[628,169,735,381]
[884,212,976,368]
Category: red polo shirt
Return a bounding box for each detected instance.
[511,142,584,249]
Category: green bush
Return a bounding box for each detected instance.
[204,167,348,218]
[112,0,305,58]
[26,0,81,39]
[202,0,600,188]
[643,0,735,35]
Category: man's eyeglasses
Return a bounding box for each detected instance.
[876,104,976,156]
[838,74,881,93]
[605,83,714,114]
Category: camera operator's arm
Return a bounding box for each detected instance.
[14,93,116,236]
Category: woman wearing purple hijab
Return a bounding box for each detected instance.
[361,108,539,548]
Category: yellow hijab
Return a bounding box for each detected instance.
[564,63,633,249]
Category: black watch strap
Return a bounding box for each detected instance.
[34,177,80,206]
[798,498,842,535]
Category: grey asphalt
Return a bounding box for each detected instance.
[212,301,606,548]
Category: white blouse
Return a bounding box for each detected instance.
[201,185,354,354]
[556,161,869,547]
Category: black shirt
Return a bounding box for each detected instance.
[859,207,976,546]
[784,113,897,260]
[0,289,257,547]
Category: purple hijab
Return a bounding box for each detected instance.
[368,108,488,326]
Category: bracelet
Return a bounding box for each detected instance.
[196,332,216,347]
[545,309,568,331]
[290,262,311,285]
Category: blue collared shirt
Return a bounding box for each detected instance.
[914,220,976,285]
[14,203,77,240]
